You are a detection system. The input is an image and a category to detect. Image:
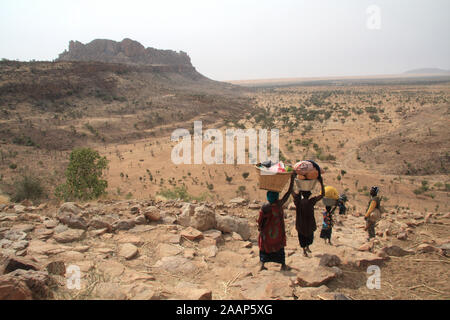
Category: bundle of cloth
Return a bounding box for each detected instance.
[259,160,293,173]
[293,160,324,180]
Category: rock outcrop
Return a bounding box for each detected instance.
[57,38,193,67]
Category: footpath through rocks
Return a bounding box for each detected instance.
[0,199,449,300]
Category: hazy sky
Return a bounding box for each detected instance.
[1,0,449,80]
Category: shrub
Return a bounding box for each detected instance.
[11,175,46,203]
[365,106,378,114]
[55,148,108,201]
[157,186,207,201]
[236,185,247,197]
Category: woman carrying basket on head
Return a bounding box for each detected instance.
[292,175,325,257]
[258,173,296,271]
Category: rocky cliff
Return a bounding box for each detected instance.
[57,38,193,67]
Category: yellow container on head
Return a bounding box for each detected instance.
[324,186,339,200]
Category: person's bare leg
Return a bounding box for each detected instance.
[306,246,312,253]
[303,248,308,257]
[259,262,267,271]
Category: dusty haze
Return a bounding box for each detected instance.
[1,0,449,80]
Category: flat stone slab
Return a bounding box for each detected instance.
[297,266,338,287]
[54,229,86,243]
[118,243,139,260]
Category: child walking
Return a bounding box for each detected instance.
[320,206,336,245]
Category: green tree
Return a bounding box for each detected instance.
[56,148,108,201]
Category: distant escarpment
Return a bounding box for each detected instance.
[57,38,193,67]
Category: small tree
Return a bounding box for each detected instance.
[55,148,108,201]
[11,174,46,203]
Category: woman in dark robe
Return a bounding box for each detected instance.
[292,176,325,257]
[258,174,295,271]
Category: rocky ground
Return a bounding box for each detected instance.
[0,198,449,300]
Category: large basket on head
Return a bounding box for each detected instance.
[295,179,318,191]
[255,164,293,192]
[323,198,337,207]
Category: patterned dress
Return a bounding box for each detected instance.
[258,201,287,264]
[320,208,334,240]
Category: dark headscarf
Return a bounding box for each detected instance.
[267,191,279,204]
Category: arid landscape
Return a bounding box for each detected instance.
[0,39,449,300]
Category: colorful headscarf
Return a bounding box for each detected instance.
[267,191,279,204]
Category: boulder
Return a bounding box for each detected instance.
[11,240,29,251]
[180,227,204,241]
[89,217,113,232]
[34,227,54,240]
[112,219,135,231]
[58,212,88,230]
[54,224,69,234]
[0,275,32,300]
[0,254,40,275]
[14,205,26,214]
[380,245,413,257]
[318,254,341,267]
[215,214,250,240]
[203,229,223,244]
[397,232,408,240]
[130,206,140,214]
[118,243,139,260]
[58,202,81,215]
[352,252,386,269]
[191,205,216,231]
[4,230,27,241]
[54,229,86,243]
[6,269,54,299]
[143,206,161,222]
[134,215,147,225]
[27,240,67,256]
[177,203,196,227]
[199,245,218,258]
[297,267,338,287]
[11,224,35,233]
